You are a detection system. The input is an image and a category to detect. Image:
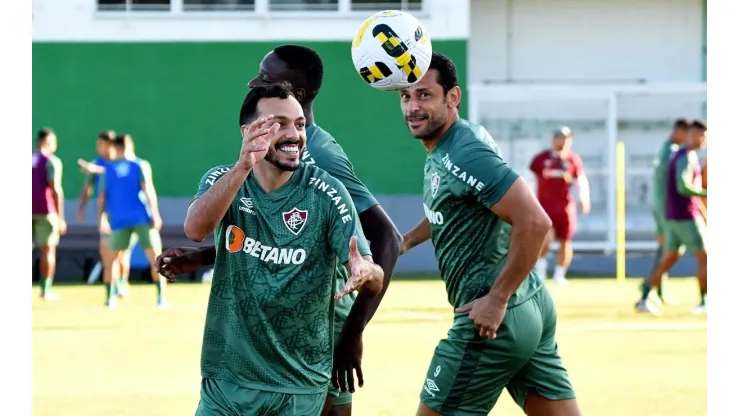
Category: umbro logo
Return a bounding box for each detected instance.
[239,197,255,215]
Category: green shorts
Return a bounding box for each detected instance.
[195,378,326,416]
[420,288,575,415]
[109,224,160,251]
[32,215,60,247]
[652,207,668,238]
[665,218,706,254]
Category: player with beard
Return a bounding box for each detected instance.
[184,83,385,415]
[156,45,401,416]
[400,52,580,416]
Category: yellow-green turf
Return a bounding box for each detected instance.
[33,278,706,416]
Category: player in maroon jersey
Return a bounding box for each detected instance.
[530,127,591,285]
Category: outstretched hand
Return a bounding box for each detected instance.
[335,236,380,299]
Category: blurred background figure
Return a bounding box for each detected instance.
[530,127,590,286]
[32,127,66,301]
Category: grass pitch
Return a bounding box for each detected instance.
[33,278,706,416]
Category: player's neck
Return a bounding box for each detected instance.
[37,147,52,156]
[421,115,459,152]
[252,163,293,193]
[302,103,315,126]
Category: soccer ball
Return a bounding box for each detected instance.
[351,10,433,91]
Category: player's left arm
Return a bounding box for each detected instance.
[573,154,591,213]
[47,157,66,232]
[316,145,402,333]
[675,153,707,198]
[327,181,384,298]
[459,145,551,302]
[139,160,162,223]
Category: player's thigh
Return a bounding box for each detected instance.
[135,224,162,252]
[507,288,576,410]
[419,303,543,415]
[109,228,135,251]
[277,391,327,416]
[33,215,59,247]
[683,218,707,254]
[195,378,237,416]
[651,208,667,239]
[663,222,684,253]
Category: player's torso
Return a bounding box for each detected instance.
[423,125,531,309]
[652,140,679,208]
[105,160,149,228]
[31,152,55,215]
[204,165,340,390]
[667,148,702,219]
[536,151,578,209]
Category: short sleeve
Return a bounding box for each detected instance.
[312,142,379,214]
[326,179,372,265]
[193,165,233,201]
[529,152,543,175]
[452,141,520,209]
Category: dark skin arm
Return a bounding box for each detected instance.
[330,204,401,394]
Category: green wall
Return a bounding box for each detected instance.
[32,41,467,197]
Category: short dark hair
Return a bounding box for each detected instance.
[97,130,116,142]
[37,128,55,144]
[112,133,127,149]
[673,118,691,130]
[273,44,324,102]
[428,52,459,95]
[690,119,707,131]
[239,82,296,126]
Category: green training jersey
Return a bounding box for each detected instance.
[652,139,681,214]
[301,124,379,335]
[422,119,543,310]
[194,162,371,394]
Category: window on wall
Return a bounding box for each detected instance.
[269,0,339,11]
[183,0,255,11]
[97,0,171,11]
[350,0,422,11]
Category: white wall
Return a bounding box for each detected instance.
[32,0,469,41]
[469,0,705,83]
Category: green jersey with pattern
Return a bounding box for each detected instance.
[422,119,543,310]
[301,124,379,335]
[194,162,371,394]
[652,139,681,214]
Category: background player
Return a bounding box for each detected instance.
[400,53,580,416]
[156,44,401,416]
[639,119,689,307]
[98,134,166,308]
[184,83,384,415]
[32,128,67,301]
[530,127,590,286]
[637,119,707,315]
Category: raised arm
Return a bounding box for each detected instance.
[185,117,275,242]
